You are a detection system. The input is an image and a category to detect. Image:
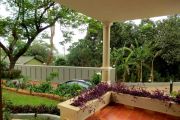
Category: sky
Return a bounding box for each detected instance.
[0,4,167,56]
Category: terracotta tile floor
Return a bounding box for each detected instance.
[86,103,180,120]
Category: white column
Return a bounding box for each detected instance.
[102,21,112,82]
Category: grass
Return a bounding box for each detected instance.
[2,89,59,106]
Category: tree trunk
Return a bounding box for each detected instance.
[136,64,140,82]
[149,59,154,82]
[0,47,3,120]
[47,25,55,65]
[8,58,16,79]
[140,61,143,82]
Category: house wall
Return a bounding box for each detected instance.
[26,59,43,65]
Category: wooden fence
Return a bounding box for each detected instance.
[15,64,116,83]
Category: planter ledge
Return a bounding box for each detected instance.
[57,92,111,120]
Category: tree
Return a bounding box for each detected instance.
[151,15,180,80]
[0,0,60,75]
[132,41,151,82]
[67,19,103,67]
[110,22,136,49]
[154,16,180,64]
[0,0,84,76]
[55,56,67,66]
[25,40,50,63]
[111,47,135,81]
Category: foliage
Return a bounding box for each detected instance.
[54,57,67,66]
[2,99,12,120]
[154,16,180,64]
[72,83,180,107]
[25,40,50,63]
[71,83,109,107]
[90,72,101,85]
[0,60,8,70]
[29,83,53,93]
[5,76,29,89]
[67,19,103,67]
[53,84,84,98]
[2,69,21,79]
[67,16,180,81]
[0,0,85,75]
[29,72,58,93]
[5,104,59,115]
[46,71,59,82]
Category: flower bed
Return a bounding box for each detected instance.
[58,83,180,120]
[72,83,180,107]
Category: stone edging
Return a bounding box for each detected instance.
[11,113,60,120]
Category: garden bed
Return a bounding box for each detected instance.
[2,86,65,101]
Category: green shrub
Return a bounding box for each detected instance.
[29,82,53,93]
[54,57,67,66]
[5,80,17,88]
[2,69,22,79]
[5,76,29,89]
[171,91,180,97]
[90,72,101,85]
[46,72,59,82]
[53,84,83,98]
[10,69,22,79]
[5,104,59,115]
[28,72,59,93]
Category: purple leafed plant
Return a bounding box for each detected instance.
[71,82,180,107]
[71,83,109,107]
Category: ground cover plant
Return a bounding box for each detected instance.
[2,90,60,119]
[3,99,59,120]
[71,83,180,107]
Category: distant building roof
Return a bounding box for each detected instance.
[4,56,43,65]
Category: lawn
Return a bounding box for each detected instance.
[2,89,59,106]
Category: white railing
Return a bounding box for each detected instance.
[15,64,116,83]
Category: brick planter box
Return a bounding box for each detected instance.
[111,92,180,117]
[58,92,111,120]
[58,92,180,120]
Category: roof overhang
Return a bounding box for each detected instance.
[56,0,180,22]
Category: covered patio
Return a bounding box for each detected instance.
[56,0,180,120]
[56,0,180,83]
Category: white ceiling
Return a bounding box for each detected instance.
[56,0,180,22]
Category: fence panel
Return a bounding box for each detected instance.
[15,64,116,83]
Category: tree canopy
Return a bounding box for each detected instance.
[0,0,85,75]
[67,16,180,82]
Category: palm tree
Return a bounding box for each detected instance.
[112,47,134,82]
[134,40,152,82]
